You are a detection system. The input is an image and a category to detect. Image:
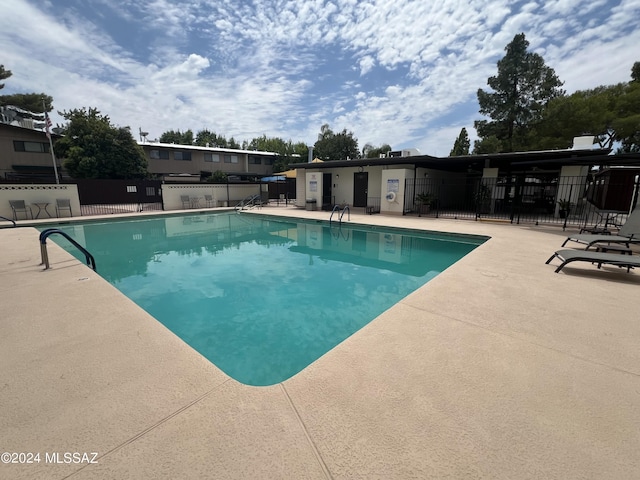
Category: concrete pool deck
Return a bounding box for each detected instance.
[1,206,640,479]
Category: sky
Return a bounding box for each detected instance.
[2,0,639,157]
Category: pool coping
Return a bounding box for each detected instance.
[2,206,640,479]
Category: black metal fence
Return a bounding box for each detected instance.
[406,172,640,230]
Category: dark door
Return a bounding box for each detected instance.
[322,173,333,210]
[353,172,368,207]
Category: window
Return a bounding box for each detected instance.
[204,153,220,163]
[13,141,49,153]
[146,187,156,196]
[263,157,274,165]
[224,155,238,164]
[126,185,137,193]
[174,151,191,161]
[150,149,169,159]
[248,156,262,165]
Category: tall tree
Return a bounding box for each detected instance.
[243,134,308,171]
[533,62,640,153]
[195,129,229,148]
[159,129,194,145]
[56,108,148,179]
[362,143,392,158]
[474,33,564,153]
[0,93,54,112]
[631,61,640,83]
[0,64,12,89]
[313,123,360,161]
[449,128,470,156]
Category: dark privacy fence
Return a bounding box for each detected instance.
[405,171,640,229]
[74,179,163,215]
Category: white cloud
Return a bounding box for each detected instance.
[1,0,639,157]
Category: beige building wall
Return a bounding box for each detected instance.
[139,142,276,179]
[0,124,61,179]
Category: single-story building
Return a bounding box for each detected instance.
[289,138,640,223]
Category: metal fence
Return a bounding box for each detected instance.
[406,173,640,230]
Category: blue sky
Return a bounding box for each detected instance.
[2,0,639,156]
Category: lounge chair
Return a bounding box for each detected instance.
[546,249,640,273]
[9,200,32,220]
[204,194,215,207]
[180,195,191,209]
[561,208,640,249]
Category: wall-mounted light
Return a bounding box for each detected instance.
[336,174,339,179]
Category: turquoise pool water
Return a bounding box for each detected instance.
[42,213,486,386]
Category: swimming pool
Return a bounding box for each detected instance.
[42,212,487,385]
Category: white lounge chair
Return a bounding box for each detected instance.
[561,208,640,249]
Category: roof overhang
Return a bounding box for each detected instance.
[289,149,640,173]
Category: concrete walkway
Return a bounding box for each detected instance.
[1,207,639,479]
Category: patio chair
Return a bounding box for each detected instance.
[9,200,32,220]
[204,195,215,207]
[180,195,191,209]
[561,208,640,250]
[55,198,73,217]
[546,249,640,273]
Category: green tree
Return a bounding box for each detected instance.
[474,33,564,153]
[244,134,309,171]
[449,128,470,156]
[631,61,640,83]
[362,143,392,158]
[56,108,148,179]
[0,93,54,113]
[195,129,228,147]
[533,62,640,153]
[472,135,503,155]
[313,123,360,161]
[206,170,228,183]
[0,64,12,89]
[159,129,194,145]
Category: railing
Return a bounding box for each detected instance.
[0,215,16,227]
[330,205,350,225]
[235,194,263,211]
[405,174,640,229]
[365,197,381,214]
[80,202,162,216]
[39,228,96,271]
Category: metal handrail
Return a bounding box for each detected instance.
[340,205,350,223]
[235,194,262,211]
[39,228,97,271]
[330,205,350,225]
[0,215,17,227]
[329,205,341,225]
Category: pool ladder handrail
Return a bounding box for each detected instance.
[235,194,263,211]
[0,215,17,227]
[329,205,350,225]
[39,228,97,271]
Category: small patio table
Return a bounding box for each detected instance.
[32,202,52,219]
